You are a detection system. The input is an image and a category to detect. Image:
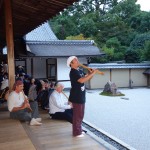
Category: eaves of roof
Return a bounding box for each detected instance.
[25,40,104,58]
[0,0,79,48]
[88,63,150,69]
[143,68,150,74]
[26,40,95,45]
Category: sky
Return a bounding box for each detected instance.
[136,0,150,11]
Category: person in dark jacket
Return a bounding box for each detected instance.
[67,56,98,137]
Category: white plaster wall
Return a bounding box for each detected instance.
[112,69,129,87]
[57,57,87,88]
[90,69,110,89]
[57,58,70,88]
[131,69,147,87]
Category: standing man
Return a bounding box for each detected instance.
[67,56,97,137]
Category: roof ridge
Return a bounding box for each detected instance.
[26,40,95,45]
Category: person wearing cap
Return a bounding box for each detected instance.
[49,82,73,123]
[7,80,42,126]
[67,56,98,137]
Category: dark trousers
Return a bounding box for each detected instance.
[72,103,85,136]
[50,109,73,123]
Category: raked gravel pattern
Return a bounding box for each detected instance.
[83,88,150,150]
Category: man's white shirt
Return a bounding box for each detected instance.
[49,90,71,114]
[8,91,24,112]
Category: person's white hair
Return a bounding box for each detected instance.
[55,82,64,89]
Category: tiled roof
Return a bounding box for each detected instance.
[88,63,150,69]
[143,68,150,74]
[23,22,103,58]
[24,22,58,41]
[26,40,103,57]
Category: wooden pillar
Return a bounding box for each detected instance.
[129,68,133,88]
[110,69,112,81]
[4,0,15,90]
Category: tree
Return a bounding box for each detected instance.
[102,45,114,61]
[49,0,149,63]
[106,37,120,50]
[66,34,91,40]
[125,49,140,63]
[129,33,150,50]
[130,11,150,33]
[49,13,79,39]
[142,41,150,61]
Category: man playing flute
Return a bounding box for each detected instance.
[7,80,42,126]
[67,56,98,137]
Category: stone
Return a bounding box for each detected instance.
[103,81,119,95]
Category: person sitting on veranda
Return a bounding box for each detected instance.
[0,73,9,103]
[7,80,42,126]
[1,72,9,90]
[28,77,37,101]
[49,82,73,123]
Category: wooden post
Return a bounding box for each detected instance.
[4,0,15,90]
[110,69,112,81]
[129,68,133,88]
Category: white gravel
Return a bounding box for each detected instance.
[84,88,150,150]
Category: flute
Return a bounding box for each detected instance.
[22,90,32,112]
[62,90,69,99]
[61,91,72,106]
[79,63,104,75]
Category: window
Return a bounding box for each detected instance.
[47,59,56,81]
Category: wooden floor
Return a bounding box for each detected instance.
[0,105,108,150]
[0,106,35,150]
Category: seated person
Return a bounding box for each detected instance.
[0,73,9,102]
[1,73,8,90]
[28,77,37,101]
[49,82,73,123]
[7,80,42,126]
[40,79,51,110]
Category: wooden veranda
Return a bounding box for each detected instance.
[0,105,108,150]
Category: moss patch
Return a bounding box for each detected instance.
[100,91,125,96]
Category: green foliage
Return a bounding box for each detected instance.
[65,34,92,40]
[129,33,150,50]
[125,49,140,63]
[78,17,98,37]
[130,11,150,33]
[106,37,120,48]
[111,0,140,19]
[49,0,150,63]
[102,45,114,61]
[49,14,79,39]
[100,91,125,96]
[90,56,108,63]
[113,52,124,61]
[142,41,150,61]
[106,37,122,53]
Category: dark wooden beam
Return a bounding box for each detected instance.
[4,0,15,90]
